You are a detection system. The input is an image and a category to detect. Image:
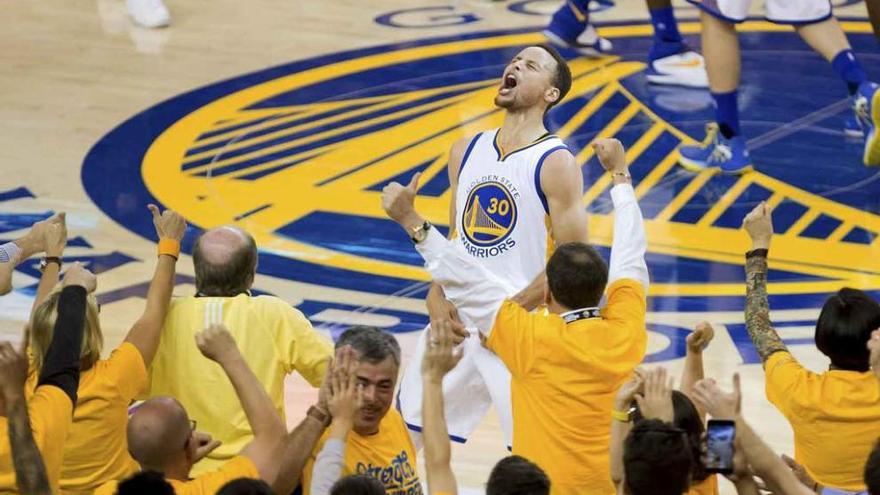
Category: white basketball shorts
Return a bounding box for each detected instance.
[686,0,832,24]
[396,325,514,447]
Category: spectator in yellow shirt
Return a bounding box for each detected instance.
[97,324,333,495]
[381,138,648,495]
[302,326,422,495]
[0,262,93,494]
[146,225,333,474]
[26,205,187,495]
[742,203,880,493]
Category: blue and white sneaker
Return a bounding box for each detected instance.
[844,113,864,138]
[543,23,613,58]
[854,81,880,166]
[678,123,753,175]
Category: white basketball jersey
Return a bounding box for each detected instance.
[454,128,569,291]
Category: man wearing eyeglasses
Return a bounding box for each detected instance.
[95,325,337,495]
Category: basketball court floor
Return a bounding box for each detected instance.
[2,1,879,493]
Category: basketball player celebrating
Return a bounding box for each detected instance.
[396,44,589,449]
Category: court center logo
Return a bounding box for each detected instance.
[81,21,880,313]
[461,180,518,255]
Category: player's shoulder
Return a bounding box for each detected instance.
[448,132,484,177]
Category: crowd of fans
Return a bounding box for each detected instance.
[0,138,879,495]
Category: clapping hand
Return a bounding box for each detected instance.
[614,369,644,412]
[62,262,97,293]
[422,319,464,384]
[692,374,742,420]
[43,213,67,258]
[634,367,674,423]
[327,346,363,427]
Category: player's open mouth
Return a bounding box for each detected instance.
[499,73,517,95]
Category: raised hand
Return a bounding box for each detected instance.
[0,342,28,402]
[148,204,187,241]
[195,324,241,364]
[62,262,97,293]
[43,213,67,258]
[687,321,715,355]
[634,367,674,423]
[614,369,644,411]
[592,138,627,173]
[381,173,422,225]
[327,346,363,427]
[192,431,222,462]
[692,374,742,420]
[27,213,65,254]
[742,202,773,250]
[422,319,464,384]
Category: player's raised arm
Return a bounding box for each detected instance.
[382,174,511,333]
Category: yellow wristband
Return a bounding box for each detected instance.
[611,409,631,422]
[158,239,180,260]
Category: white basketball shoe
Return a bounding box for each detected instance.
[126,0,170,28]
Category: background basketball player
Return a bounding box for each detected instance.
[544,0,708,89]
[678,0,880,173]
[397,44,590,448]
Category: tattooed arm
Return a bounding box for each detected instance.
[8,394,51,495]
[742,203,788,363]
[0,342,51,495]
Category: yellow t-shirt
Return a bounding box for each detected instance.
[688,475,718,495]
[0,385,72,494]
[54,343,145,495]
[94,455,259,495]
[146,294,333,474]
[765,351,880,491]
[486,279,647,495]
[301,408,422,495]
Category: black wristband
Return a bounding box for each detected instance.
[746,248,768,259]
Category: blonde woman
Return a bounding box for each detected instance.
[28,205,193,495]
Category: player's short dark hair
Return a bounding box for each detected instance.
[815,288,880,371]
[330,475,386,495]
[865,439,880,495]
[487,455,550,495]
[624,419,693,495]
[546,242,608,309]
[192,229,258,297]
[531,43,572,110]
[217,478,274,495]
[337,325,401,367]
[116,471,174,495]
[633,391,709,483]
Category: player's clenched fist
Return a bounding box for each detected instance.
[592,138,627,173]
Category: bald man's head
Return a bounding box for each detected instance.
[127,397,193,471]
[192,226,258,296]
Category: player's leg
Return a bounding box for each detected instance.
[678,4,752,174]
[397,325,492,449]
[473,343,514,448]
[867,0,880,42]
[126,0,170,28]
[644,0,709,88]
[543,1,613,58]
[782,2,880,165]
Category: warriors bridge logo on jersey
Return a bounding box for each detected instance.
[81,19,880,334]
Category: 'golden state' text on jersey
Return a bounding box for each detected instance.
[455,129,569,290]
